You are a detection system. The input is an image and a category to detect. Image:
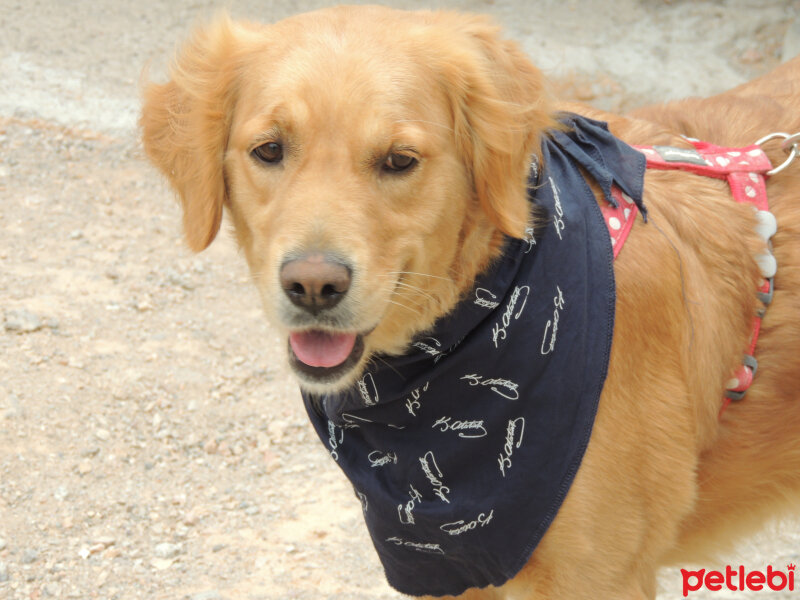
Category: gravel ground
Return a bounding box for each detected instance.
[1,1,800,599]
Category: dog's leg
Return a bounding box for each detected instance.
[497,559,657,600]
[416,566,655,600]
[420,587,503,600]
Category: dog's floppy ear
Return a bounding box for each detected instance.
[141,15,250,251]
[434,14,555,239]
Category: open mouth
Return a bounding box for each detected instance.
[287,329,365,382]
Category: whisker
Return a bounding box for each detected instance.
[370,354,404,379]
[380,282,434,308]
[394,281,437,303]
[389,270,453,282]
[386,298,422,316]
[389,292,426,309]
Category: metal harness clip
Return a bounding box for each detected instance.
[755,132,800,176]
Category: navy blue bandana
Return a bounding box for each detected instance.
[301,114,646,597]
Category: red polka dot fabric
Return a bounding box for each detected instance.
[613,140,778,416]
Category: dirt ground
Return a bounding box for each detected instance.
[2,1,800,599]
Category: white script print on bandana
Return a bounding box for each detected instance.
[302,114,646,597]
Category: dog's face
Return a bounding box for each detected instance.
[142,6,553,392]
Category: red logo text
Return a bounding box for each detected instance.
[681,564,795,597]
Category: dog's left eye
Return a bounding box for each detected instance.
[382,153,417,173]
[252,142,284,164]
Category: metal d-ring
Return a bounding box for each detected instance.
[781,132,800,151]
[755,132,800,176]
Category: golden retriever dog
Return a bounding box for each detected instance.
[141,6,800,599]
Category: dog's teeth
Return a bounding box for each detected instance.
[754,210,777,241]
[755,252,777,278]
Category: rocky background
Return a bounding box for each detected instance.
[1,1,799,598]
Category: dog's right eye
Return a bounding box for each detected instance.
[382,152,418,173]
[252,142,284,164]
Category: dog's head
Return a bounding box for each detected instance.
[141,6,553,392]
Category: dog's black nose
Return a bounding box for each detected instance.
[280,254,351,314]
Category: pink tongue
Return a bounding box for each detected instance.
[289,331,357,368]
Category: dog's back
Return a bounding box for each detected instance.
[631,56,800,560]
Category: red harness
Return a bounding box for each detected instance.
[600,140,776,416]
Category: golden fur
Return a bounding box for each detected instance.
[141,7,800,598]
